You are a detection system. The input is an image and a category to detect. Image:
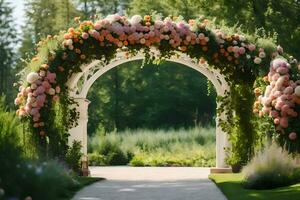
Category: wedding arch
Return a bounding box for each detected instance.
[15,14,300,169]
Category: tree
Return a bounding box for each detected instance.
[0,0,17,102]
[21,0,80,52]
[75,0,129,19]
[87,61,216,135]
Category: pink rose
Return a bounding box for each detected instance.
[33,116,40,122]
[55,86,61,94]
[14,98,21,105]
[30,108,39,116]
[46,72,56,83]
[279,117,288,128]
[53,95,60,102]
[36,95,46,106]
[248,44,256,51]
[36,86,45,95]
[274,118,280,125]
[94,22,102,30]
[281,104,290,113]
[289,132,297,140]
[238,47,245,54]
[42,81,51,90]
[270,110,279,118]
[82,32,89,40]
[276,67,289,75]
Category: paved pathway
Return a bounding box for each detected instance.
[72,167,227,200]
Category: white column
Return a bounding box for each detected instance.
[215,104,229,168]
[68,98,90,155]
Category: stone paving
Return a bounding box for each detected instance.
[72,166,227,200]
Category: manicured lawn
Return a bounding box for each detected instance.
[209,173,300,200]
[60,176,104,200]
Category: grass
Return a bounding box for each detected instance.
[88,126,216,167]
[209,173,300,200]
[60,176,104,200]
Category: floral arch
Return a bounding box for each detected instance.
[15,14,300,169]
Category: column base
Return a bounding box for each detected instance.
[82,167,90,177]
[210,167,232,174]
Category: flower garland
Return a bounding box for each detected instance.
[254,57,300,143]
[14,14,300,156]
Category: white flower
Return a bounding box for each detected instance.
[239,35,245,41]
[295,86,300,97]
[48,88,56,95]
[149,26,155,31]
[259,51,266,58]
[39,70,46,77]
[140,38,146,44]
[26,72,39,84]
[277,45,283,54]
[31,83,37,90]
[106,14,121,24]
[130,15,142,25]
[254,57,262,64]
[65,39,73,46]
[198,33,205,40]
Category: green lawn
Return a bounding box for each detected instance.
[60,177,104,200]
[209,173,300,200]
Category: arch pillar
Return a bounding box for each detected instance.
[215,102,229,168]
[68,98,90,155]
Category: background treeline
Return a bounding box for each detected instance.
[87,61,216,134]
[1,0,299,135]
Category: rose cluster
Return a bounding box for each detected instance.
[62,14,264,66]
[63,14,211,52]
[214,30,266,64]
[15,64,60,136]
[254,58,300,140]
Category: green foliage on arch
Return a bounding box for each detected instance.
[15,14,300,165]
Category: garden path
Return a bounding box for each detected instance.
[72,166,227,200]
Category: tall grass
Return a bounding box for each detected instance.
[88,126,216,167]
[242,143,300,189]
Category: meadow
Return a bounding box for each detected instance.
[88,126,216,167]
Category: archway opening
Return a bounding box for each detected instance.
[86,60,217,167]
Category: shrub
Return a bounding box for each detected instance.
[89,127,216,166]
[242,143,300,189]
[66,140,83,175]
[88,153,108,166]
[4,161,78,200]
[0,97,79,199]
[92,136,131,165]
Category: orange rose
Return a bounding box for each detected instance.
[202,46,208,52]
[144,15,151,22]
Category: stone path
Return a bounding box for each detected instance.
[72,166,227,200]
